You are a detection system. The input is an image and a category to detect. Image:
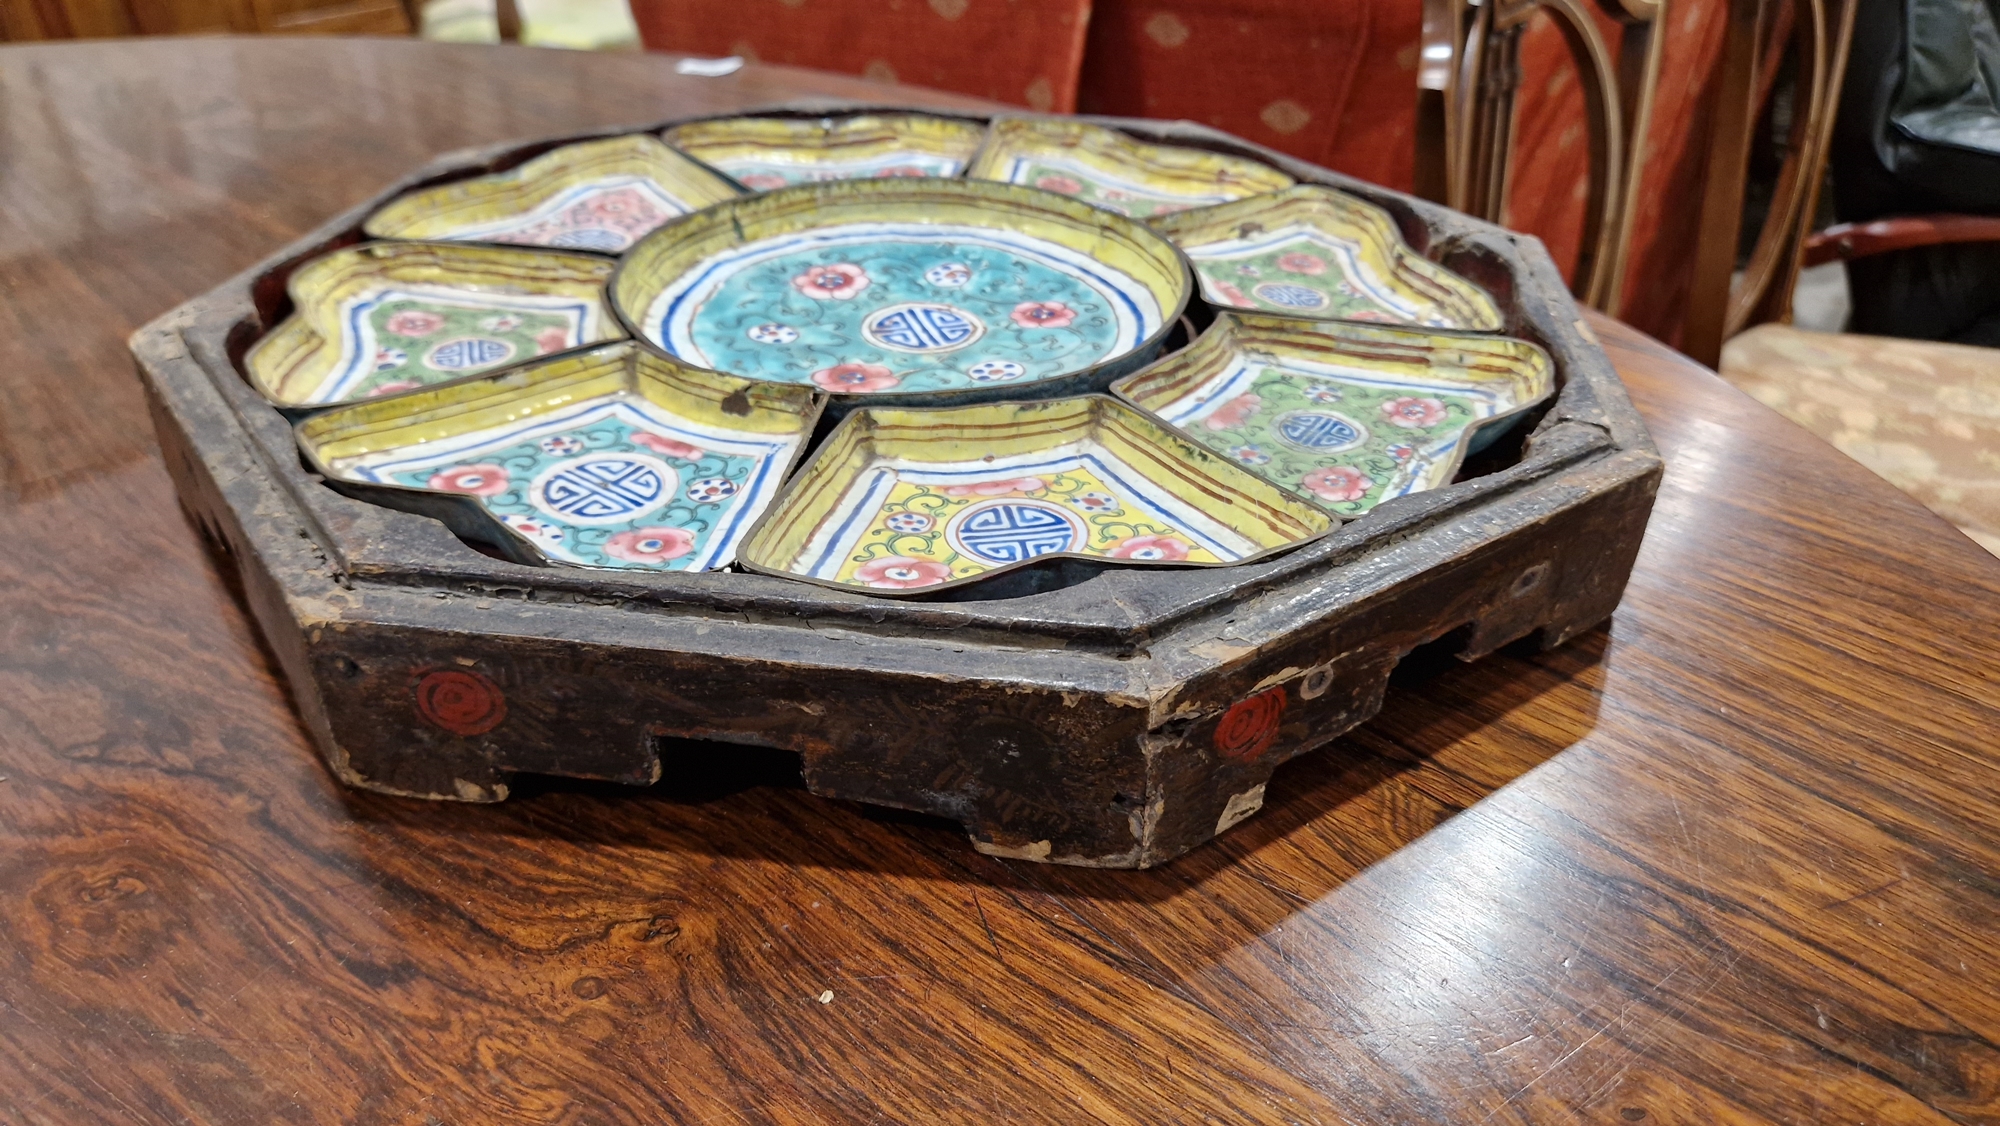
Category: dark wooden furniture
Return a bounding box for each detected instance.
[1681,0,1859,366]
[4,37,1998,1124]
[1802,213,2000,266]
[1416,0,1667,310]
[0,0,409,39]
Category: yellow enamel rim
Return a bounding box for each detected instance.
[965,118,1295,208]
[662,113,987,179]
[1111,313,1555,504]
[1149,185,1506,332]
[295,339,825,568]
[362,135,742,247]
[244,241,624,409]
[608,176,1192,398]
[737,394,1332,598]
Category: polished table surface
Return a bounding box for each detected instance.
[3,37,1999,1126]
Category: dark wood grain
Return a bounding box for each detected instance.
[2,36,1998,1125]
[1802,214,2000,266]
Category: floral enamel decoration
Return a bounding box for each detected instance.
[605,527,696,563]
[793,263,871,300]
[1111,314,1555,519]
[245,242,624,409]
[1301,466,1374,503]
[812,363,900,393]
[1011,301,1076,328]
[1384,397,1449,429]
[429,464,510,496]
[295,341,823,573]
[362,134,740,253]
[662,114,987,188]
[966,119,1294,220]
[1108,535,1193,561]
[1150,185,1505,332]
[854,556,956,589]
[610,178,1190,409]
[737,396,1330,597]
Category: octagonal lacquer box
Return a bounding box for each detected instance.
[132,105,1660,868]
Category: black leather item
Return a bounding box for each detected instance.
[1830,0,2000,343]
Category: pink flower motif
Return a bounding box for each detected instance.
[427,463,510,496]
[1382,396,1448,429]
[811,362,900,393]
[1035,174,1084,195]
[535,326,572,354]
[386,310,445,337]
[941,476,1046,497]
[738,173,789,190]
[1301,465,1374,503]
[1211,281,1252,306]
[632,432,705,460]
[791,262,871,300]
[1202,393,1263,431]
[605,526,695,564]
[1277,252,1327,276]
[854,555,954,589]
[1107,534,1193,561]
[1346,309,1397,323]
[1011,301,1076,329]
[1149,202,1194,215]
[1387,443,1416,462]
[875,165,931,178]
[367,380,422,397]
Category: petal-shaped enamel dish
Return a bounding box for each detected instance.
[296,340,823,571]
[1111,313,1554,518]
[662,113,988,189]
[609,177,1192,411]
[964,119,1294,219]
[1149,185,1505,331]
[737,395,1332,597]
[246,242,625,409]
[363,135,742,253]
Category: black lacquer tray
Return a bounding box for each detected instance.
[131,106,1660,868]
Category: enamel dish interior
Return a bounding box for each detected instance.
[296,340,822,572]
[361,135,743,254]
[610,177,1191,401]
[246,241,625,409]
[1112,314,1554,517]
[1150,185,1505,331]
[662,113,988,188]
[737,395,1331,596]
[965,118,1296,219]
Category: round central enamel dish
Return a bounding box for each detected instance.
[610,178,1191,410]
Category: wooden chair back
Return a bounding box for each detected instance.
[1681,0,1858,365]
[1415,0,1667,311]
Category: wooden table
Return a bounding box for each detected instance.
[3,37,1997,1126]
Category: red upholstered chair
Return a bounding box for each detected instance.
[629,0,1093,112]
[1074,0,1426,192]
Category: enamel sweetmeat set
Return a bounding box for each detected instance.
[132,109,1659,866]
